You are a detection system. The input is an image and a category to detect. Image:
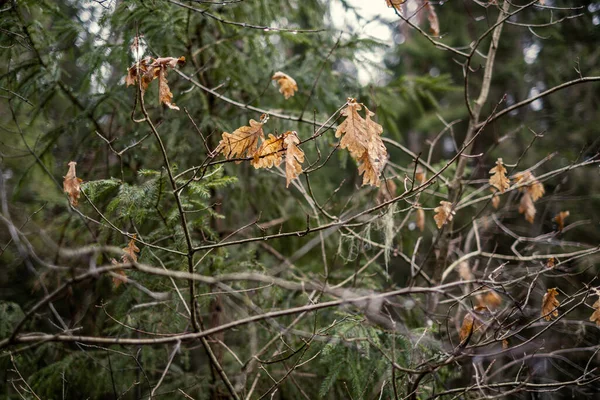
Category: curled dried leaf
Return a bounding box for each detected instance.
[122,235,140,263]
[158,67,179,110]
[218,119,265,160]
[490,188,500,209]
[63,161,83,207]
[111,258,127,288]
[424,2,440,37]
[546,257,557,269]
[459,306,489,342]
[433,200,455,229]
[554,211,570,232]
[589,298,600,327]
[125,56,184,109]
[284,131,304,188]
[252,134,285,169]
[518,192,536,224]
[514,171,544,201]
[489,158,510,193]
[385,0,406,11]
[272,71,298,99]
[482,291,502,310]
[415,205,425,232]
[377,179,397,204]
[541,288,560,321]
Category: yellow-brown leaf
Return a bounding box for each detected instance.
[252,134,285,169]
[158,67,179,110]
[218,119,265,160]
[336,99,369,159]
[491,188,500,209]
[514,171,544,201]
[518,192,536,224]
[63,161,83,207]
[385,0,406,11]
[284,131,304,188]
[433,200,455,229]
[489,158,510,193]
[589,298,600,327]
[272,71,298,99]
[416,206,425,232]
[424,2,440,36]
[111,258,127,288]
[482,291,502,310]
[122,235,140,263]
[459,307,489,342]
[541,288,559,321]
[554,210,570,232]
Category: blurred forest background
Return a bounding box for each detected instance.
[1,0,600,399]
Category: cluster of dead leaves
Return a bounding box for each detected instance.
[63,161,83,207]
[272,72,298,99]
[126,56,185,110]
[336,98,388,187]
[217,116,305,187]
[111,235,140,288]
[515,171,545,224]
[541,287,560,321]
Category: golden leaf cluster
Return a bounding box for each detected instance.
[336,99,388,187]
[126,56,185,110]
[272,72,298,99]
[433,200,455,229]
[514,170,545,223]
[218,120,305,188]
[63,161,83,207]
[541,288,559,321]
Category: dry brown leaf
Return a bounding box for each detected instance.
[433,200,455,229]
[122,235,140,263]
[459,306,489,342]
[336,99,370,159]
[489,158,510,193]
[482,291,502,310]
[589,298,600,327]
[414,165,426,185]
[284,131,304,188]
[158,67,179,110]
[63,161,83,207]
[518,192,536,224]
[377,179,397,204]
[218,118,266,160]
[154,56,186,68]
[416,205,425,232]
[541,287,559,321]
[491,188,500,209]
[502,339,509,349]
[514,171,545,201]
[554,211,570,232]
[252,134,285,169]
[546,257,557,269]
[385,0,406,11]
[424,2,440,36]
[272,71,298,99]
[111,258,127,288]
[336,100,388,187]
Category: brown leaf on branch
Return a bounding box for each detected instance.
[518,192,536,224]
[541,287,560,321]
[459,306,489,342]
[482,291,502,310]
[272,72,298,99]
[489,158,510,193]
[491,188,500,209]
[252,134,285,169]
[63,161,83,207]
[336,99,388,187]
[122,235,140,263]
[218,118,266,160]
[377,179,397,204]
[158,67,179,110]
[514,170,545,201]
[554,210,570,232]
[423,2,440,36]
[433,200,455,229]
[589,298,600,327]
[385,0,406,11]
[284,131,304,188]
[415,205,425,232]
[111,258,127,288]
